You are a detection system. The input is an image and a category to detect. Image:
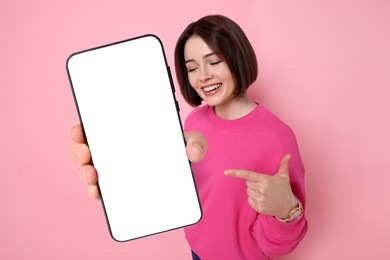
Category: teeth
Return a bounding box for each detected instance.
[203,84,222,92]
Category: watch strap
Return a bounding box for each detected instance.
[276,199,303,223]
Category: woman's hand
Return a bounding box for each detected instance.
[70,124,208,199]
[224,154,297,219]
[70,124,99,199]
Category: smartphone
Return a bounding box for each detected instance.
[66,35,202,242]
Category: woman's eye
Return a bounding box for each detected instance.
[210,60,222,66]
[187,67,197,73]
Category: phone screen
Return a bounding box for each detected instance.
[67,35,202,242]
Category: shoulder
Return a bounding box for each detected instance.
[257,105,296,138]
[186,104,209,119]
[258,105,305,175]
[256,106,302,159]
[184,105,209,130]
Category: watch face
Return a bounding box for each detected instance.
[288,208,303,223]
[276,200,303,223]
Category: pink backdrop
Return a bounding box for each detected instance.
[1,0,389,259]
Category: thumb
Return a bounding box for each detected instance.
[184,131,208,163]
[275,154,291,180]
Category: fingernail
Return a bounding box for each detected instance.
[193,142,203,153]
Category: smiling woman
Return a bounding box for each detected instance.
[173,15,308,259]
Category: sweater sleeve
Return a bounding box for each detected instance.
[252,208,308,258]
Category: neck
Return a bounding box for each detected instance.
[214,96,256,120]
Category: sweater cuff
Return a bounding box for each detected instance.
[263,213,305,234]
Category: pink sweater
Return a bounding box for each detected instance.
[184,105,308,260]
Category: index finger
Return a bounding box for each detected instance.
[224,169,263,182]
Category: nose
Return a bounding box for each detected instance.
[199,66,212,82]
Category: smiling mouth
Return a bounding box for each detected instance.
[203,83,222,93]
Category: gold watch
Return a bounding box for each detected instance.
[276,200,303,223]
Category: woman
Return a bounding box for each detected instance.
[71,14,307,260]
[176,14,307,259]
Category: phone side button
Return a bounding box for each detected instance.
[175,100,180,112]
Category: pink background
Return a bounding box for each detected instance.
[1,0,389,259]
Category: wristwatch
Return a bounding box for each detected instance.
[276,199,303,223]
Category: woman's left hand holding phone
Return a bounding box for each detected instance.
[70,124,208,199]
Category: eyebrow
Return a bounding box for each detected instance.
[185,52,217,64]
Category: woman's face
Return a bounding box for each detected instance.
[184,36,236,108]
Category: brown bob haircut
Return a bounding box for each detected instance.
[174,15,258,107]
